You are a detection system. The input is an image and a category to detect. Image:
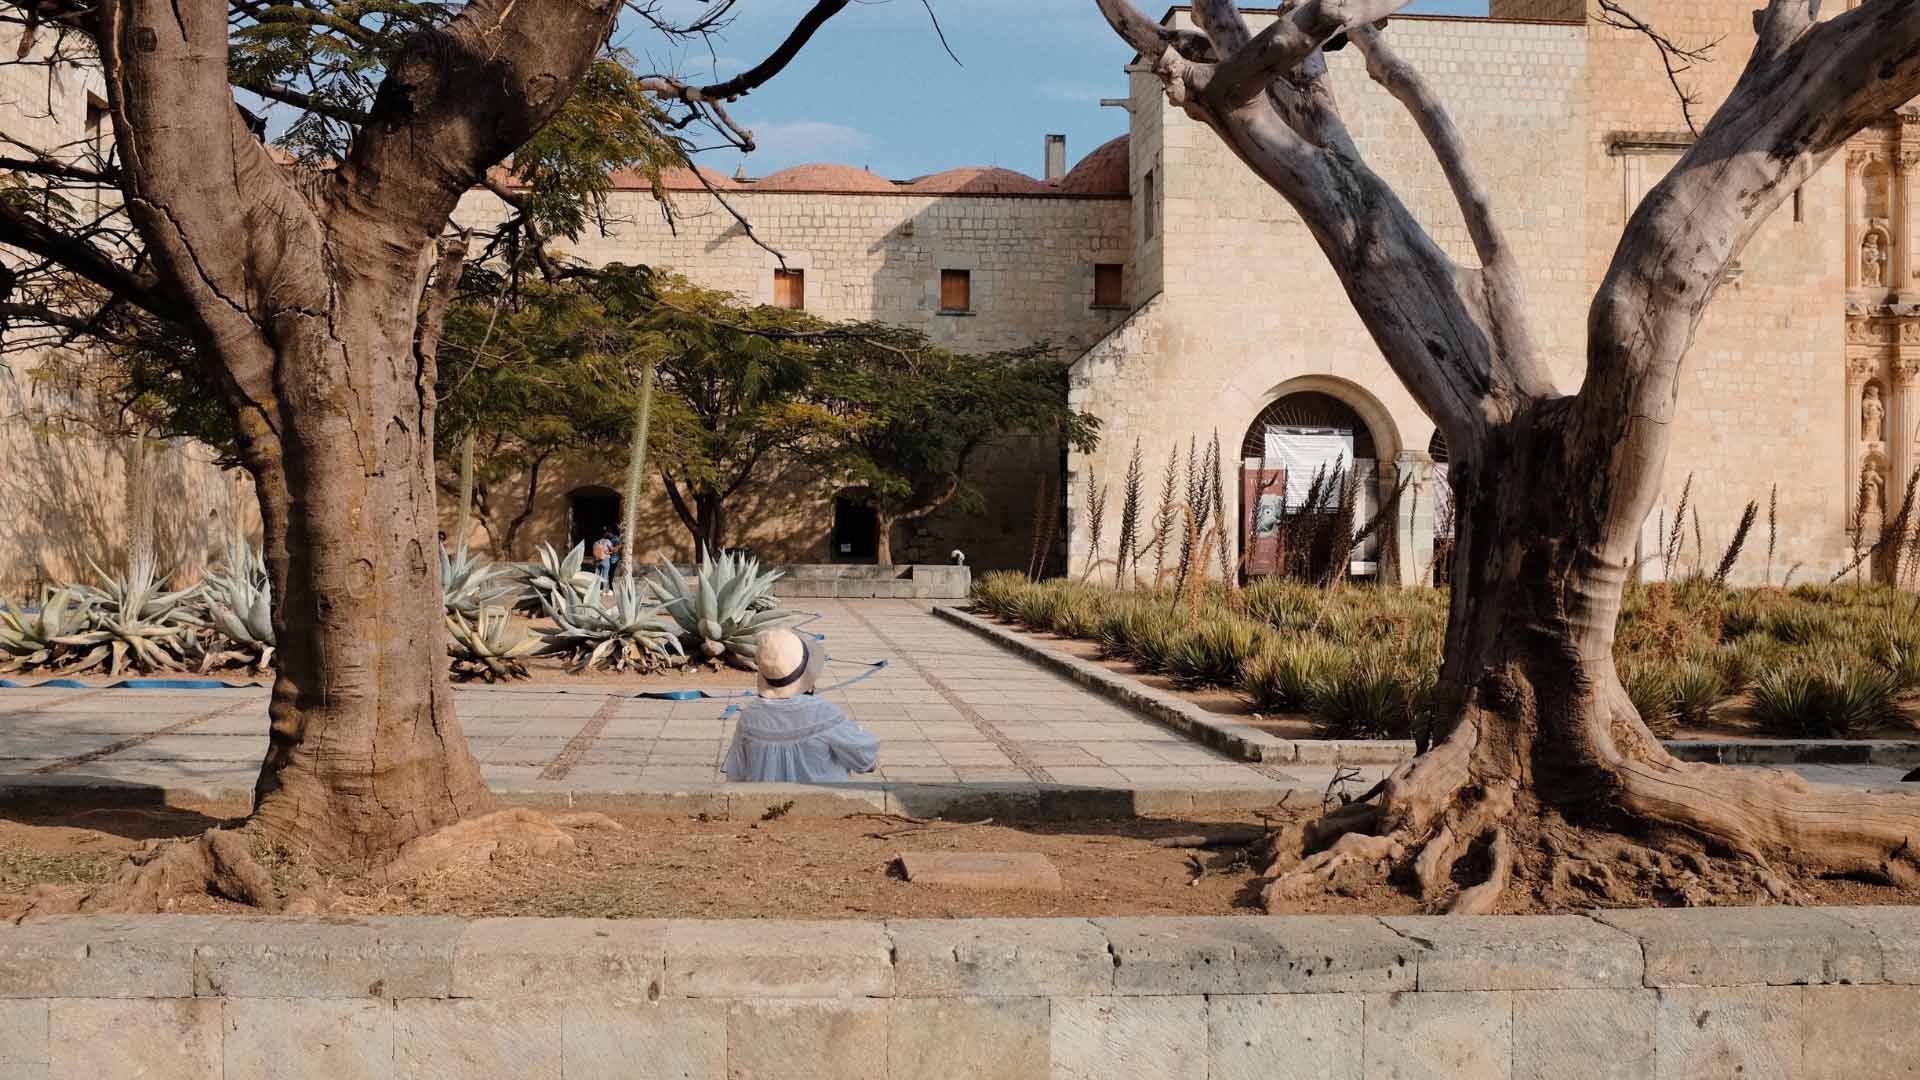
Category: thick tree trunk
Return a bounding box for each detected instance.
[244,227,492,867]
[1269,408,1920,911]
[875,512,895,566]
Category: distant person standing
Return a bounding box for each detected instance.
[591,528,615,586]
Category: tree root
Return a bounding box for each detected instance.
[12,809,627,921]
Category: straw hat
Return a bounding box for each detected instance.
[754,627,823,700]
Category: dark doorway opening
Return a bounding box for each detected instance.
[831,496,879,563]
[569,486,622,550]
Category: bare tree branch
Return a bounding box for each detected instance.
[1594,0,1719,137]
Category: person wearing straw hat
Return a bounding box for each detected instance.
[721,627,880,783]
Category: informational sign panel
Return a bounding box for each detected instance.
[1263,426,1354,509]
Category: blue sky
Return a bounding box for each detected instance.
[631,0,1490,180]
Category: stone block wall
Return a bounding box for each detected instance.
[1070,14,1591,581]
[3,907,1917,1078]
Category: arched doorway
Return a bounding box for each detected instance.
[568,486,622,550]
[1240,389,1388,582]
[830,493,880,563]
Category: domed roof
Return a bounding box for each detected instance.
[1050,136,1129,196]
[599,165,740,192]
[752,163,898,193]
[903,166,1050,195]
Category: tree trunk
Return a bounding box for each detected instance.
[1269,406,1920,911]
[874,512,895,566]
[243,229,492,867]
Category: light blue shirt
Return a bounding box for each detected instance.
[721,695,880,783]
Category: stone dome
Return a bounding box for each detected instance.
[1050,136,1129,196]
[902,166,1050,195]
[752,163,898,193]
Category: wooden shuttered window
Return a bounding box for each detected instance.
[1094,264,1123,307]
[940,269,971,313]
[772,269,804,310]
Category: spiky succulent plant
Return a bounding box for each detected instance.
[0,588,93,673]
[195,538,275,672]
[519,541,598,608]
[447,607,540,682]
[535,576,684,674]
[59,555,199,676]
[646,548,789,668]
[442,544,524,621]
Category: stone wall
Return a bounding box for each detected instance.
[0,26,253,601]
[447,184,1125,572]
[1070,14,1592,583]
[2,907,1916,1077]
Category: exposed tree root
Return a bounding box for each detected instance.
[11,809,626,922]
[1258,689,1920,914]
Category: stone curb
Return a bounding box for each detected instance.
[935,605,1408,766]
[938,605,1920,771]
[0,776,1293,820]
[5,907,1918,1001]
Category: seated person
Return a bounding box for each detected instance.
[721,627,879,783]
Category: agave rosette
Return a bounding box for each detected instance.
[195,538,276,671]
[0,588,93,673]
[442,544,525,621]
[58,554,199,676]
[447,606,540,682]
[646,548,789,667]
[535,576,684,674]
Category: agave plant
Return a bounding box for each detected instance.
[519,541,598,608]
[536,576,685,674]
[447,607,540,682]
[59,556,199,677]
[646,548,789,668]
[442,544,524,621]
[196,539,275,672]
[0,588,93,673]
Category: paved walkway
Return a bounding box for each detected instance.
[0,600,1911,804]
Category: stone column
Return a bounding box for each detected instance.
[1894,357,1920,495]
[1903,151,1920,290]
[1848,355,1877,522]
[1848,150,1867,288]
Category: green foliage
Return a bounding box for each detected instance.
[1309,652,1421,740]
[1241,638,1338,714]
[1165,617,1262,691]
[970,571,1027,622]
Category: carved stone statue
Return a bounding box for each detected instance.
[1864,232,1888,287]
[1864,382,1887,443]
[1861,462,1888,521]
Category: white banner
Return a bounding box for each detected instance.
[1262,426,1353,509]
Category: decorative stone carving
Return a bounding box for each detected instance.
[1864,231,1888,287]
[1895,357,1920,385]
[1863,464,1888,518]
[1850,355,1880,383]
[1865,382,1887,442]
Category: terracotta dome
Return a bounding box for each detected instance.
[651,165,740,191]
[902,166,1049,195]
[751,163,898,193]
[1050,136,1129,196]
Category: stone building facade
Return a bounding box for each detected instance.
[0,29,253,602]
[0,2,1895,594]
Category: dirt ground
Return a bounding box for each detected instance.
[2,798,1913,920]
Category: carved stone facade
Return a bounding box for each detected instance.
[1844,112,1920,579]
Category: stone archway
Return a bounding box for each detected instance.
[1236,377,1403,583]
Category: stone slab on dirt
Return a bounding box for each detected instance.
[898,851,1063,891]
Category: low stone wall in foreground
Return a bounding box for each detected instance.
[1,907,1915,1077]
[772,564,970,600]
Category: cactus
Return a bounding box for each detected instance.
[535,576,684,674]
[0,588,93,673]
[645,548,789,667]
[447,607,539,682]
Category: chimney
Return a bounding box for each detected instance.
[1044,134,1068,181]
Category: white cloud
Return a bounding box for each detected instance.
[742,119,875,162]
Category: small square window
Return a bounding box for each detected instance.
[1094,263,1124,307]
[940,269,971,313]
[772,268,804,310]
